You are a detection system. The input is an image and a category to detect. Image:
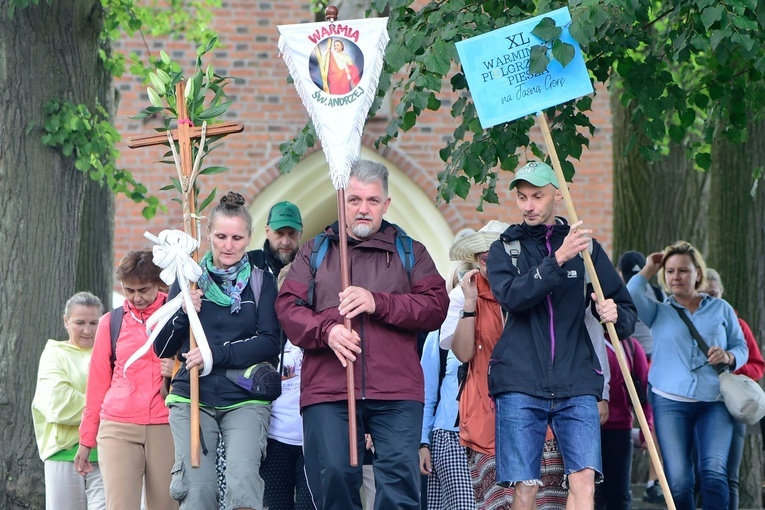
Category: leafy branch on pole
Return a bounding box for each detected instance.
[278,0,765,206]
[130,37,236,216]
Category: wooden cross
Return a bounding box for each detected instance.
[128,81,244,468]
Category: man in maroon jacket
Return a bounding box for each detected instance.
[276,160,449,510]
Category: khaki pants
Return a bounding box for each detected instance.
[97,420,177,510]
[168,402,270,510]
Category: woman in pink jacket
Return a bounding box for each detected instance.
[75,251,177,510]
[704,268,764,510]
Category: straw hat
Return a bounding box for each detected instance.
[446,260,478,293]
[449,220,510,262]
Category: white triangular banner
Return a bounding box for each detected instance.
[278,17,389,190]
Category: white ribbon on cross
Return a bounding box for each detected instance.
[123,229,213,377]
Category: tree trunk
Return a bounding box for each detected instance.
[709,117,765,352]
[77,58,117,306]
[709,117,765,509]
[0,1,107,507]
[738,433,763,509]
[76,179,115,305]
[611,88,709,258]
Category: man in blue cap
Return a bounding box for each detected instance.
[486,161,637,510]
[252,201,303,276]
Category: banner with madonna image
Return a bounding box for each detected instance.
[278,17,389,189]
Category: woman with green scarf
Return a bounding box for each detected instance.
[154,192,281,510]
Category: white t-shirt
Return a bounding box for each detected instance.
[268,340,304,445]
[439,287,465,350]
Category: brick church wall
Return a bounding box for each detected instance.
[112,0,615,264]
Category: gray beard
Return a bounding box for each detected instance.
[351,224,374,239]
[274,250,296,265]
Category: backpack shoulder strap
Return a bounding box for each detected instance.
[306,233,331,308]
[436,330,447,385]
[435,332,447,412]
[580,242,594,302]
[394,229,415,278]
[249,267,264,311]
[109,305,124,371]
[503,239,521,270]
[580,242,594,285]
[624,337,636,370]
[309,233,331,273]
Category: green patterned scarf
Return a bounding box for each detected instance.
[197,251,251,314]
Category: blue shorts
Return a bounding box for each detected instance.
[495,392,602,486]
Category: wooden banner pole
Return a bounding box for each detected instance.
[175,82,202,468]
[536,111,675,510]
[337,189,359,467]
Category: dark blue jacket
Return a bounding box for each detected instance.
[153,253,281,407]
[486,219,636,400]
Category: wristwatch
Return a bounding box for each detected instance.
[459,309,476,318]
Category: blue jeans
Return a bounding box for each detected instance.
[495,392,602,485]
[652,395,734,510]
[727,420,746,510]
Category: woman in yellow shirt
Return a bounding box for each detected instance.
[32,291,105,510]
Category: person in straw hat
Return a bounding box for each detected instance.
[485,161,637,510]
[439,220,515,508]
[418,229,477,509]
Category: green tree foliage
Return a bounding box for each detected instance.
[41,99,163,218]
[279,0,765,204]
[102,0,221,79]
[10,0,221,218]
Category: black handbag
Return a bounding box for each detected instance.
[225,362,282,401]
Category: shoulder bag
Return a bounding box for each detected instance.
[672,305,765,425]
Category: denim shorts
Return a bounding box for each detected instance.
[495,392,602,486]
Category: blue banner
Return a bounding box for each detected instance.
[456,7,593,128]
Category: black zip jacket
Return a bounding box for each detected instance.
[153,254,281,407]
[486,219,636,399]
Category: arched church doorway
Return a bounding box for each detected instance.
[248,148,453,274]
